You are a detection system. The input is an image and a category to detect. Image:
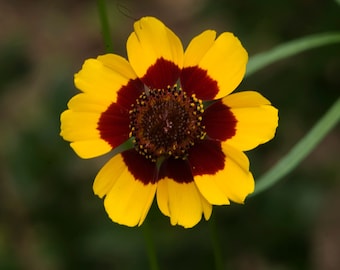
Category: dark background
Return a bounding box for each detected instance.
[1,0,339,269]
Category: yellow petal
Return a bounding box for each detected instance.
[156,178,212,228]
[60,110,111,158]
[223,91,279,151]
[127,17,183,79]
[61,54,140,159]
[94,154,157,227]
[97,54,138,79]
[66,93,113,113]
[184,30,217,67]
[194,174,231,205]
[60,110,100,142]
[70,140,111,159]
[219,144,254,202]
[93,154,127,198]
[223,90,271,107]
[184,32,247,99]
[195,144,254,204]
[74,54,137,101]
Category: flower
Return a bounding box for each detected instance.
[60,16,278,228]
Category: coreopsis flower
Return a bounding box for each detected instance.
[60,17,278,228]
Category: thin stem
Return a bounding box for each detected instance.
[252,97,340,196]
[209,213,224,270]
[142,221,160,270]
[96,0,114,53]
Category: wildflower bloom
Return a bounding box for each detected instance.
[60,17,278,228]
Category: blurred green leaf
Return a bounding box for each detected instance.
[253,97,340,196]
[246,32,340,77]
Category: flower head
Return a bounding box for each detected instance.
[60,17,278,228]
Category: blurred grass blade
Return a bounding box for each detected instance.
[246,32,340,77]
[209,213,224,270]
[97,0,114,53]
[142,221,160,270]
[252,98,340,196]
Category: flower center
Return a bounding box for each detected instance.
[129,85,206,162]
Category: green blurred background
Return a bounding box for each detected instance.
[1,0,339,269]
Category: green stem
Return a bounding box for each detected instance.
[96,0,114,53]
[142,221,160,270]
[209,213,224,270]
[253,97,340,196]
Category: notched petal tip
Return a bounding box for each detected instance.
[182,31,248,99]
[184,29,217,67]
[74,55,137,100]
[59,107,113,159]
[223,91,279,151]
[157,178,212,228]
[127,16,184,85]
[94,154,157,227]
[194,144,254,205]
